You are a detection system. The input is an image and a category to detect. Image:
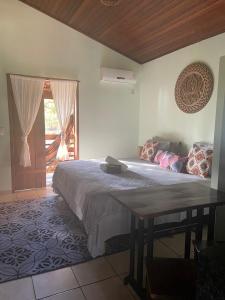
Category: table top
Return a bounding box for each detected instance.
[110,182,225,219]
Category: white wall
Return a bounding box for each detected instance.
[0,0,140,191]
[0,25,11,191]
[139,33,225,151]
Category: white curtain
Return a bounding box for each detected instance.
[50,80,77,161]
[10,75,45,167]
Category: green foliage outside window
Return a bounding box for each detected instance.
[44,99,60,134]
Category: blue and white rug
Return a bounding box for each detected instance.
[0,195,92,283]
[0,195,130,283]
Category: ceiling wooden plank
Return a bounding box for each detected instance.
[19,0,225,63]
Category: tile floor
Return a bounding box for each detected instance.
[0,187,197,300]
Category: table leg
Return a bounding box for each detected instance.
[137,218,145,293]
[185,209,192,259]
[124,216,146,299]
[196,207,203,242]
[125,214,136,285]
[194,208,204,260]
[147,218,154,264]
[208,206,216,241]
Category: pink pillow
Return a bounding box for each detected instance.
[157,151,188,173]
[154,150,164,164]
[159,151,174,169]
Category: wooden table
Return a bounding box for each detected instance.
[110,182,225,299]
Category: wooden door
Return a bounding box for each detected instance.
[7,75,46,191]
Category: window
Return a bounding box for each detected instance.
[44,98,60,134]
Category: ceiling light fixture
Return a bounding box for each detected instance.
[100,0,121,7]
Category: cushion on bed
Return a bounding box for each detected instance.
[140,140,159,161]
[169,155,188,173]
[193,142,213,149]
[169,142,183,155]
[186,145,213,178]
[152,137,171,151]
[153,137,183,155]
[159,151,174,169]
[140,137,185,165]
[154,150,165,164]
[157,151,188,173]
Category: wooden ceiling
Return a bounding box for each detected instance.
[19,0,225,64]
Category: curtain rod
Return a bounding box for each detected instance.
[7,73,80,83]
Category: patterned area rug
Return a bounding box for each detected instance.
[0,195,130,283]
[0,195,92,283]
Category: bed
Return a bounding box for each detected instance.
[52,158,208,257]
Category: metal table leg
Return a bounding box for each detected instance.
[184,209,192,259]
[125,215,146,299]
[147,218,154,264]
[124,214,136,285]
[196,207,203,242]
[194,207,204,260]
[137,218,145,294]
[208,206,216,241]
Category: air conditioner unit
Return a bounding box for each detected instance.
[100,67,136,84]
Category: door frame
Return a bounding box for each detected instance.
[7,73,80,192]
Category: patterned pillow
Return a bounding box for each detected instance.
[186,146,213,178]
[140,140,159,162]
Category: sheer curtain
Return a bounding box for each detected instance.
[50,80,77,161]
[10,75,45,167]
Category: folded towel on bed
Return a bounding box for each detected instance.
[100,163,122,174]
[105,156,128,171]
[100,156,128,173]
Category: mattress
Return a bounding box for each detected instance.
[52,158,208,257]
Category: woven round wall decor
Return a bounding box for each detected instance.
[175,62,214,113]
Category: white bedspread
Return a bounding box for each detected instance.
[52,158,207,257]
